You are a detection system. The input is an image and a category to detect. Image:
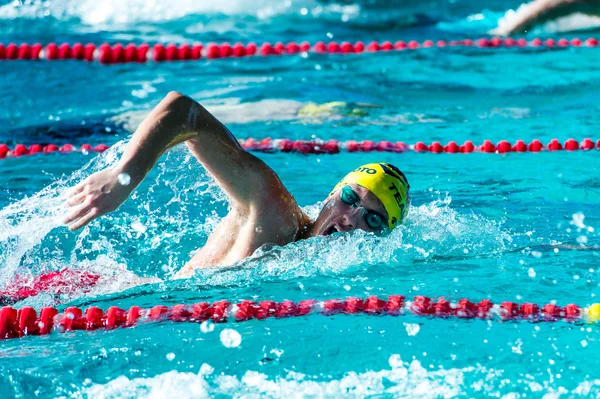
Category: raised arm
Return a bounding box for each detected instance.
[492,0,600,36]
[65,91,285,230]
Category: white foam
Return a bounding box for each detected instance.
[83,360,466,399]
[84,360,600,398]
[0,0,360,27]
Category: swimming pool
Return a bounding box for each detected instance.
[1,0,600,397]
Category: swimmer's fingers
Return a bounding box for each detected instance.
[68,179,88,197]
[67,208,101,231]
[63,200,94,226]
[66,191,87,207]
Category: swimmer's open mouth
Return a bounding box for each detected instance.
[322,225,340,236]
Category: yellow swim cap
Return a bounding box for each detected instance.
[586,303,600,323]
[330,163,410,229]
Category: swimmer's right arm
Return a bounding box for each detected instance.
[492,0,600,36]
[65,91,287,230]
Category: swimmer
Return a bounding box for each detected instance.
[63,92,410,278]
[492,0,600,36]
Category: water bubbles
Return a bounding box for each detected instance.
[300,7,308,15]
[255,226,263,234]
[388,354,402,368]
[570,212,586,229]
[131,220,147,234]
[404,323,420,336]
[200,321,215,333]
[166,353,175,361]
[581,340,588,347]
[528,268,536,278]
[199,363,214,375]
[220,328,242,348]
[577,236,588,244]
[531,251,542,258]
[117,173,131,186]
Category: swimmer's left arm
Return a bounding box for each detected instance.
[65,91,294,231]
[491,0,600,36]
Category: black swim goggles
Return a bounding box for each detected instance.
[340,185,386,231]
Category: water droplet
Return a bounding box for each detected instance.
[531,251,542,258]
[200,321,215,333]
[581,340,588,347]
[166,353,175,361]
[404,323,420,336]
[199,363,214,375]
[255,226,263,234]
[118,173,131,186]
[388,354,402,368]
[131,220,147,234]
[220,328,242,348]
[528,268,536,278]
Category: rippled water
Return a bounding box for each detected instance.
[1,0,600,397]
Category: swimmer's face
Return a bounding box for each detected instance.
[312,184,389,236]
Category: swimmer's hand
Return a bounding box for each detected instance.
[491,0,600,36]
[64,167,137,231]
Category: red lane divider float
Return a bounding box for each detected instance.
[1,295,599,340]
[239,137,599,154]
[1,138,598,159]
[0,144,109,159]
[0,269,100,306]
[0,38,599,64]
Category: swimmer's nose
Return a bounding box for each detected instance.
[339,208,362,231]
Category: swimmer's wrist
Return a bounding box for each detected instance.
[115,159,147,187]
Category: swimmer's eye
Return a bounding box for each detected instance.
[340,185,360,207]
[365,212,384,230]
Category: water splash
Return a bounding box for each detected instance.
[187,194,511,290]
[83,358,600,398]
[0,0,360,27]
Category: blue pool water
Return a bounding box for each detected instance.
[1,0,600,397]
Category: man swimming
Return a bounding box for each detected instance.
[64,92,410,278]
[492,0,600,36]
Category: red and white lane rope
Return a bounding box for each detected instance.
[239,137,599,154]
[0,143,109,159]
[0,37,598,64]
[2,295,600,340]
[1,138,598,159]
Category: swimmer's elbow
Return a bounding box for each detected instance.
[164,91,196,112]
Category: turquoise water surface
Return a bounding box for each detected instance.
[1,0,600,397]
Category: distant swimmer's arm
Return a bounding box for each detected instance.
[65,91,286,231]
[491,0,600,36]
